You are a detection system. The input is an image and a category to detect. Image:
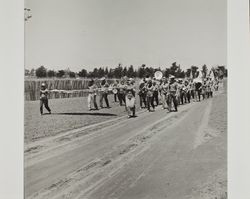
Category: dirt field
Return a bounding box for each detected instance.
[24,95,141,143]
[24,80,227,199]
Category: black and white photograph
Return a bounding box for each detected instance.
[23,0,228,198]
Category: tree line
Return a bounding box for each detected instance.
[25,62,227,79]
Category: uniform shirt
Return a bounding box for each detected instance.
[146,84,154,97]
[118,83,125,94]
[139,82,146,95]
[100,81,109,93]
[169,82,178,94]
[126,93,135,108]
[40,88,49,99]
[160,82,169,94]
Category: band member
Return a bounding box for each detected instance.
[125,90,136,118]
[178,79,185,105]
[168,76,178,112]
[99,77,110,108]
[208,79,214,97]
[138,78,147,109]
[146,79,155,112]
[194,81,202,101]
[126,78,136,96]
[190,80,195,99]
[159,77,169,109]
[112,80,119,102]
[117,80,126,106]
[202,80,207,100]
[87,78,98,110]
[152,80,159,106]
[184,80,191,103]
[40,83,51,115]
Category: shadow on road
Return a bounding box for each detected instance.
[52,112,117,116]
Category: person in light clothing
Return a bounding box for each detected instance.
[99,77,110,108]
[159,77,169,109]
[87,79,98,110]
[40,83,51,115]
[125,90,136,118]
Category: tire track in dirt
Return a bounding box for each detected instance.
[26,105,192,199]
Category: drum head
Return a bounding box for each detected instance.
[154,71,163,80]
[113,89,118,94]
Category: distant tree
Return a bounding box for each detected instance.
[30,68,35,76]
[127,65,135,77]
[185,68,191,78]
[217,66,226,78]
[78,69,87,77]
[191,66,198,78]
[138,66,146,78]
[25,69,30,76]
[202,64,208,77]
[122,66,128,77]
[56,70,65,78]
[113,64,123,78]
[92,68,99,77]
[144,67,154,77]
[104,67,109,76]
[35,66,47,78]
[98,67,105,78]
[47,70,56,78]
[169,62,179,76]
[164,68,171,77]
[108,68,114,78]
[69,71,76,78]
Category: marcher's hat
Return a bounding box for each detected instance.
[100,77,105,81]
[41,83,46,87]
[169,75,175,79]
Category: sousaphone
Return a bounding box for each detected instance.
[154,71,163,80]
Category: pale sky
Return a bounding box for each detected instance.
[25,0,226,72]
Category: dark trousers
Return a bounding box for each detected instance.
[168,94,178,111]
[180,91,185,105]
[114,93,117,102]
[139,93,146,108]
[146,96,155,111]
[153,91,159,106]
[191,90,195,99]
[40,98,51,114]
[118,93,126,106]
[100,92,109,108]
[196,90,201,101]
[186,91,191,103]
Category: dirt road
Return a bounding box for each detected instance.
[25,82,227,199]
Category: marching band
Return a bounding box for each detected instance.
[39,71,221,117]
[40,71,222,117]
[85,71,221,118]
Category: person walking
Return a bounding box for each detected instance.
[117,80,126,106]
[159,77,169,109]
[138,78,147,109]
[125,90,136,118]
[112,80,119,102]
[146,79,155,112]
[152,80,159,106]
[99,77,110,108]
[40,83,51,115]
[168,76,178,112]
[87,79,98,110]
